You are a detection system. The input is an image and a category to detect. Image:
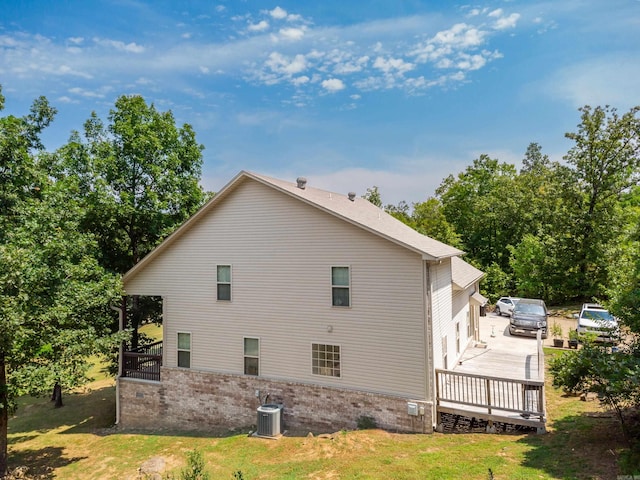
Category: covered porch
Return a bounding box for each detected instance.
[122,341,163,381]
[435,313,546,433]
[117,295,164,382]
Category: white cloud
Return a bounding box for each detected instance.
[92,37,145,53]
[331,54,369,75]
[278,27,305,41]
[68,86,105,98]
[411,23,487,65]
[432,23,485,49]
[269,7,288,20]
[455,53,486,71]
[248,20,269,32]
[493,13,520,30]
[373,56,415,75]
[322,78,345,92]
[0,6,524,102]
[291,75,309,86]
[264,52,307,77]
[545,55,640,109]
[0,35,21,48]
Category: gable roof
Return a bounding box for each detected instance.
[451,256,485,290]
[123,170,464,283]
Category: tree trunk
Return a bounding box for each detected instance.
[51,383,63,409]
[0,352,9,477]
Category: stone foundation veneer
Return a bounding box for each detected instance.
[118,367,433,434]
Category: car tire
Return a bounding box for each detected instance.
[496,307,501,316]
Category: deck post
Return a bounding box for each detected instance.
[485,377,492,415]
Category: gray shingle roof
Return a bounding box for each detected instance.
[451,256,485,290]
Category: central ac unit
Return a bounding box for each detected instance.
[256,403,283,437]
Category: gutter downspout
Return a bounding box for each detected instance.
[110,298,125,426]
[423,260,436,432]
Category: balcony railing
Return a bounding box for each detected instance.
[122,341,163,382]
[436,368,546,430]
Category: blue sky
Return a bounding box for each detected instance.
[1,1,639,205]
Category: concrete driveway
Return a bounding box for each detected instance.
[455,312,544,381]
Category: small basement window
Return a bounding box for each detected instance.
[312,343,341,377]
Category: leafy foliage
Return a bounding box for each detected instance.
[164,449,211,480]
[548,338,640,438]
[56,95,207,349]
[57,94,206,273]
[0,88,123,475]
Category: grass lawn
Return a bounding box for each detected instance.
[7,347,629,479]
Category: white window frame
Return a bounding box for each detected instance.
[456,321,461,354]
[177,331,191,368]
[243,337,260,376]
[311,343,342,378]
[331,266,351,307]
[217,264,232,301]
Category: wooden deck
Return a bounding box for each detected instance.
[435,314,547,433]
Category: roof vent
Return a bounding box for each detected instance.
[348,192,356,201]
[296,177,307,189]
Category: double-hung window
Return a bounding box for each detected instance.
[312,343,341,377]
[217,265,231,301]
[244,337,259,376]
[331,266,350,307]
[177,332,191,368]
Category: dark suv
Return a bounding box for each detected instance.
[509,298,549,339]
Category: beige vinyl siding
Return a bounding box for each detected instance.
[451,289,471,363]
[428,260,453,371]
[126,179,428,399]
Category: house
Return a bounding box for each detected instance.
[117,171,485,434]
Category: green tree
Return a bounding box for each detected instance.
[549,340,640,440]
[564,105,640,299]
[363,186,462,248]
[59,95,206,273]
[57,95,207,348]
[0,88,124,475]
[0,186,123,475]
[0,87,57,476]
[409,198,462,248]
[4,187,123,402]
[436,154,519,271]
[606,186,640,332]
[362,186,382,208]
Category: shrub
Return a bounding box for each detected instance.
[356,415,377,429]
